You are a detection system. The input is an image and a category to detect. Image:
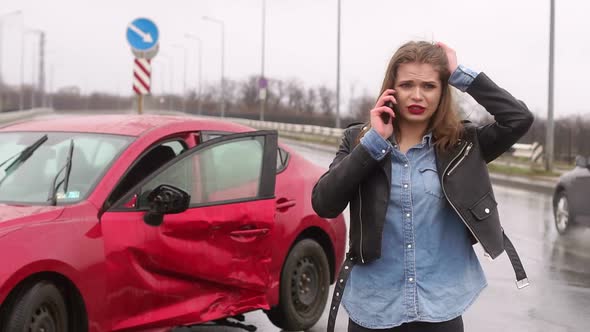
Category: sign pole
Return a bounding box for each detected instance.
[126,17,159,115]
[138,94,143,114]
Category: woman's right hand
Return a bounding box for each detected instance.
[370,89,396,139]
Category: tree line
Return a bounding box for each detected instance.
[1,77,588,163]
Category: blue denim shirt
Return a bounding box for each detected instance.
[342,65,487,329]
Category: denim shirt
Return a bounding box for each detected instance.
[342,65,487,329]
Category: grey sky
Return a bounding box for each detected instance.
[0,0,588,118]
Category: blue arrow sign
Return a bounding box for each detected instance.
[126,18,159,51]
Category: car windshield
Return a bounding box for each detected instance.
[0,132,133,205]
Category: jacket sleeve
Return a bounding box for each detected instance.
[466,73,534,163]
[311,127,381,218]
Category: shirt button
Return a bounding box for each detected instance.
[408,277,414,282]
[404,164,408,167]
[407,244,412,249]
[484,208,490,214]
[381,149,386,154]
[406,213,410,218]
[403,184,408,188]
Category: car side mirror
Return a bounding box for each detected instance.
[575,155,587,168]
[143,184,191,227]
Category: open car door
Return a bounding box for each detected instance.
[100,131,278,330]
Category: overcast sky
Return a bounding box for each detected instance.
[0,0,588,118]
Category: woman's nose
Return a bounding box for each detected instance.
[411,88,423,100]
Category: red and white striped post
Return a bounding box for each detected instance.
[133,58,151,114]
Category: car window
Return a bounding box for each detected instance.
[109,140,186,206]
[201,131,287,174]
[136,136,266,208]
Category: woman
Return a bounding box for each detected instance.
[312,41,533,332]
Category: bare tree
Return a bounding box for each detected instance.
[302,88,317,114]
[286,79,305,112]
[240,76,259,110]
[350,95,375,122]
[318,85,335,115]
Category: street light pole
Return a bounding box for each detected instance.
[159,53,174,111]
[259,0,267,121]
[545,0,555,172]
[185,34,203,115]
[335,0,341,128]
[203,16,225,118]
[172,44,188,112]
[27,29,45,109]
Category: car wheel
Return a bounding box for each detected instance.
[554,190,573,235]
[266,239,330,331]
[1,281,68,332]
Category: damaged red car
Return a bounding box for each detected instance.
[0,114,346,332]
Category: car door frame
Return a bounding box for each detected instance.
[99,130,278,330]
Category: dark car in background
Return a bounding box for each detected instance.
[553,156,590,234]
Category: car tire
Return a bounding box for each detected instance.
[554,190,573,235]
[1,281,68,332]
[266,239,330,331]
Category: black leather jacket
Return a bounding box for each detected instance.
[312,73,534,332]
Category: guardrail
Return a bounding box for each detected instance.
[511,142,544,163]
[217,117,345,146]
[0,108,54,125]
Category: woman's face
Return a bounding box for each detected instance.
[393,62,442,127]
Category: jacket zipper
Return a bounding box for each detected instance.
[358,185,365,263]
[447,142,473,176]
[441,141,488,254]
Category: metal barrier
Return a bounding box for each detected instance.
[0,108,54,125]
[512,142,544,163]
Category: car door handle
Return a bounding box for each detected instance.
[276,198,296,211]
[230,228,270,237]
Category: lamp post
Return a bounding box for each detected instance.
[259,0,267,121]
[202,15,225,118]
[26,29,44,109]
[545,0,555,172]
[159,53,174,111]
[184,33,203,115]
[171,44,188,112]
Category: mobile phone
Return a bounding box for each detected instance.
[381,100,397,124]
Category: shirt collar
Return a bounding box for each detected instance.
[389,132,434,148]
[422,132,433,147]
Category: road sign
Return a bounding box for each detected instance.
[126,18,159,52]
[133,58,151,95]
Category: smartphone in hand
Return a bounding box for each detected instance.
[381,101,397,124]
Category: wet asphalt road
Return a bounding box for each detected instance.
[177,139,590,332]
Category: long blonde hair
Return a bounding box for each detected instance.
[357,41,463,152]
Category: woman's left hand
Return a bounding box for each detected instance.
[436,42,458,74]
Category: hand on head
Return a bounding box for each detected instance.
[436,42,458,75]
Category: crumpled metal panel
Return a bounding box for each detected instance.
[101,198,275,330]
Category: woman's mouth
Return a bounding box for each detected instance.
[408,105,426,115]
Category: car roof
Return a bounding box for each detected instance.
[0,113,252,137]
